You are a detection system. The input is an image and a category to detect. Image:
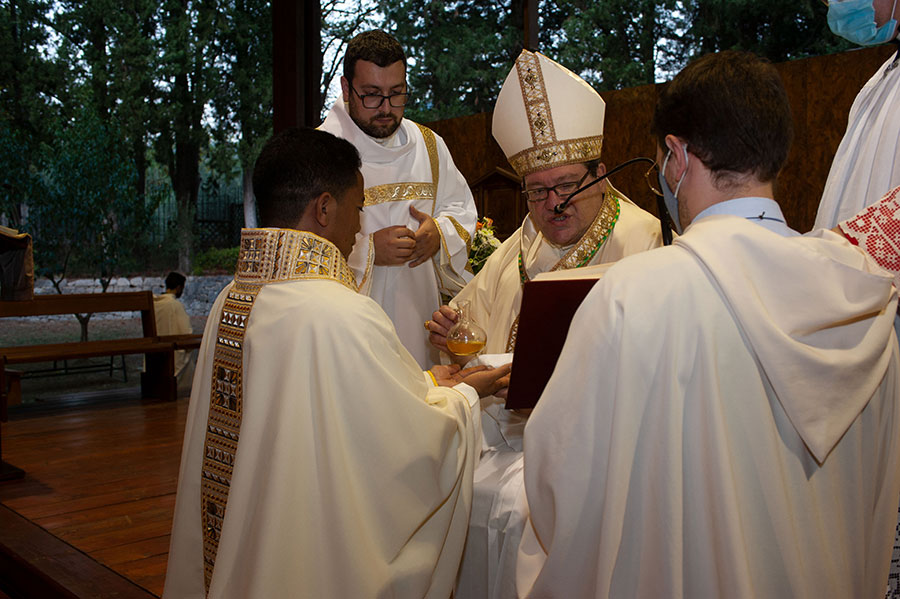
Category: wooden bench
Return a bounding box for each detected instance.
[0,291,203,480]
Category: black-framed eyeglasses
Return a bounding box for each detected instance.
[522,170,593,203]
[350,84,409,109]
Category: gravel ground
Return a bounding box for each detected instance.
[1,315,207,405]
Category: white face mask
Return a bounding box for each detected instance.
[827,0,899,46]
[657,146,690,234]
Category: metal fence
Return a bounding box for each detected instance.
[147,179,245,251]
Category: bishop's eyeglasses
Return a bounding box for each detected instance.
[350,84,410,109]
[522,170,593,203]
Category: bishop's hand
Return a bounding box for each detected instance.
[426,305,472,365]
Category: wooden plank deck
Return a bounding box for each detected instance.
[0,392,188,597]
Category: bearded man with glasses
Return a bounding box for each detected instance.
[321,30,477,369]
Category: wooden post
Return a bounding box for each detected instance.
[272,0,322,132]
[523,0,538,51]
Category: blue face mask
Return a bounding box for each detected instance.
[828,0,898,46]
[657,146,689,235]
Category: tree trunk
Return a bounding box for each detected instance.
[133,135,147,204]
[242,168,257,228]
[171,60,200,274]
[75,312,92,343]
[175,177,196,274]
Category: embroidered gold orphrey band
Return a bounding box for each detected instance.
[505,189,622,352]
[415,123,440,190]
[517,51,556,151]
[509,51,603,177]
[447,215,471,253]
[201,229,356,591]
[509,136,604,178]
[362,124,440,208]
[432,214,471,296]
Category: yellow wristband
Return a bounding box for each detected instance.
[426,370,438,386]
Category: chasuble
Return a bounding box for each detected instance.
[163,228,481,599]
[518,216,900,598]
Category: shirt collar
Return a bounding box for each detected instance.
[693,197,798,237]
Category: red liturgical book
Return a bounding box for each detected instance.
[504,275,602,410]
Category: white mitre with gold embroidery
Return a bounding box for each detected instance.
[493,50,605,177]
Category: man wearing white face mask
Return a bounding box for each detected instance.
[517,51,900,598]
[814,0,900,229]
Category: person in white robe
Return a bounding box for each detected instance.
[320,30,476,369]
[162,127,509,599]
[814,0,900,229]
[425,50,662,599]
[815,7,900,591]
[152,271,194,393]
[517,50,900,599]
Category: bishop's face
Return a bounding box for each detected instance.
[523,163,608,247]
[341,59,406,139]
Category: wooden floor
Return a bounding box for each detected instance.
[0,392,188,597]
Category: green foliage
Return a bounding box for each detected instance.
[0,0,65,141]
[541,0,685,91]
[376,0,858,120]
[321,0,384,114]
[0,122,48,229]
[684,0,852,61]
[193,246,239,275]
[0,0,866,286]
[31,105,146,289]
[380,0,523,122]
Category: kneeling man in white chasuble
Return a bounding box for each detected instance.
[518,50,900,598]
[162,127,509,599]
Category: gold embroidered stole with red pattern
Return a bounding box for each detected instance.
[201,228,356,591]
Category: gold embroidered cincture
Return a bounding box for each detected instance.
[200,229,356,591]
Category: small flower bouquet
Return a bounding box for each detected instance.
[468,217,502,274]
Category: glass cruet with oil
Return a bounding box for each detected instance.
[446,300,487,357]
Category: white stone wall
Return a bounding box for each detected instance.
[32,275,232,319]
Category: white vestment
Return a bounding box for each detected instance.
[815,49,900,229]
[453,190,661,599]
[518,215,900,599]
[163,229,481,599]
[153,293,192,377]
[321,101,476,367]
